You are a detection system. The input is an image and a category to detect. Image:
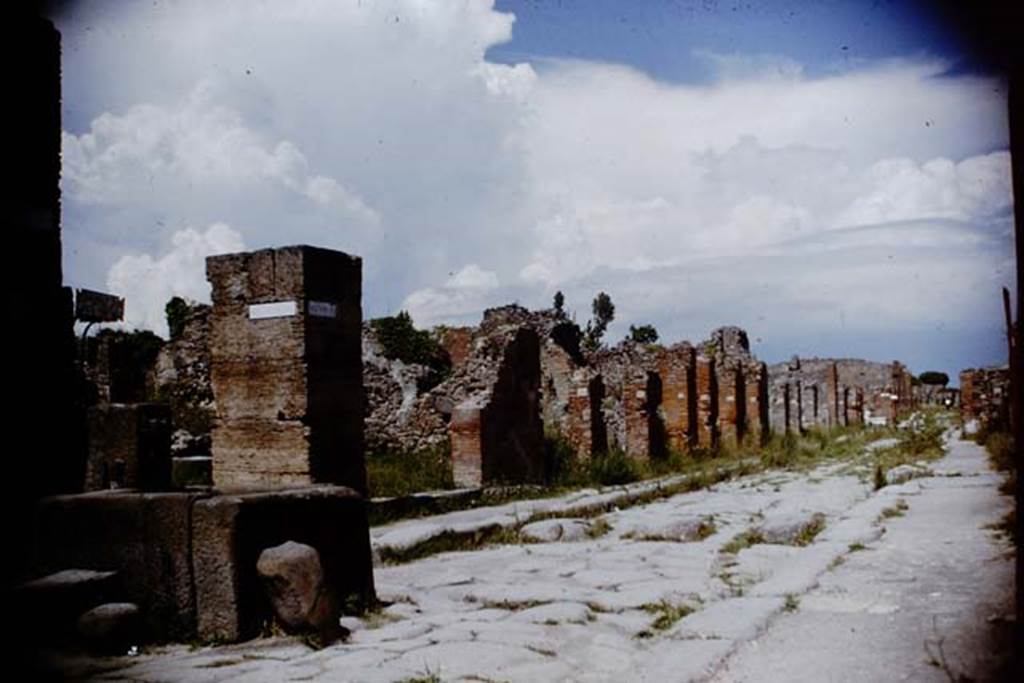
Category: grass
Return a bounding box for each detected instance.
[783,594,800,612]
[848,542,867,552]
[366,440,454,498]
[982,429,1015,497]
[478,598,550,612]
[720,528,766,555]
[870,409,947,487]
[636,600,696,638]
[984,509,1017,546]
[398,668,442,683]
[878,499,909,521]
[793,514,827,547]
[374,412,955,565]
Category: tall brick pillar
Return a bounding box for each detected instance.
[206,246,365,492]
[847,388,864,425]
[826,362,840,429]
[566,371,607,459]
[717,362,744,449]
[450,327,543,487]
[794,379,804,433]
[658,344,696,454]
[783,383,792,434]
[624,371,664,459]
[744,361,768,446]
[696,355,718,449]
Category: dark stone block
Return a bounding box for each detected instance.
[31,491,205,641]
[85,404,171,492]
[192,486,375,642]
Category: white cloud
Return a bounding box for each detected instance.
[106,223,245,335]
[403,263,502,327]
[56,0,1012,374]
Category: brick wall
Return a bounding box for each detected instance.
[207,246,365,492]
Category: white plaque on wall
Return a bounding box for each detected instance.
[248,301,297,319]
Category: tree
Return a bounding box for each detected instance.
[165,296,191,340]
[918,371,950,387]
[628,324,658,344]
[582,291,615,351]
[369,311,452,391]
[553,290,565,315]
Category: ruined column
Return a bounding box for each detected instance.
[744,361,769,446]
[566,371,607,459]
[826,361,840,429]
[717,361,744,449]
[793,379,804,433]
[892,361,914,419]
[207,246,365,492]
[696,355,718,449]
[624,370,665,459]
[437,327,474,370]
[449,327,543,487]
[783,383,792,434]
[847,388,864,425]
[658,343,696,454]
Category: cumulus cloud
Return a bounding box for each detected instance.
[56,0,1013,375]
[106,223,245,335]
[403,264,503,326]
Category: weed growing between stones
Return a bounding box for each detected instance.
[479,598,551,612]
[636,600,696,638]
[398,666,442,683]
[792,514,827,547]
[757,425,884,472]
[720,529,767,555]
[878,499,910,522]
[848,542,867,552]
[783,594,800,612]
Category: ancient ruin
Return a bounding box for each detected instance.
[960,366,1011,433]
[23,241,377,646]
[768,357,917,431]
[207,245,365,492]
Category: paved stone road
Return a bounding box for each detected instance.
[67,435,1013,682]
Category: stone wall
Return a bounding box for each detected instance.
[152,303,215,454]
[449,326,544,487]
[207,246,365,492]
[32,486,375,643]
[362,324,446,453]
[960,366,1010,432]
[768,357,916,430]
[84,403,171,492]
[657,344,696,453]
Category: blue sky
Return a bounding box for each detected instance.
[54,0,1013,382]
[488,1,972,81]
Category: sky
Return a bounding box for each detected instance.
[52,0,1014,382]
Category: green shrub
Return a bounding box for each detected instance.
[165,296,191,340]
[587,449,642,486]
[544,430,586,487]
[985,431,1014,473]
[369,312,451,391]
[897,411,944,458]
[366,440,454,497]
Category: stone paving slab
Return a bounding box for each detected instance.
[54,434,1013,682]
